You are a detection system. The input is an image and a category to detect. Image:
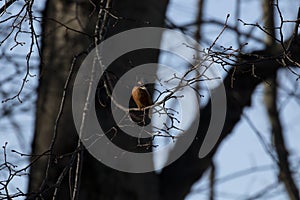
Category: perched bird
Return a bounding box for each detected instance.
[131,81,152,110]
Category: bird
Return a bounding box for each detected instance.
[131,81,152,110]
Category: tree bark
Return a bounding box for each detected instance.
[29,0,96,198]
[29,0,169,199]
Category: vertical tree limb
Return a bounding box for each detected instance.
[263,1,299,199]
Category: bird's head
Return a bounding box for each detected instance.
[137,80,144,86]
[137,80,146,89]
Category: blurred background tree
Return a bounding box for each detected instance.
[0,0,299,199]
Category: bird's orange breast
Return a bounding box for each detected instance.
[131,86,152,110]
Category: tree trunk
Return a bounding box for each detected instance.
[29,0,169,199]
